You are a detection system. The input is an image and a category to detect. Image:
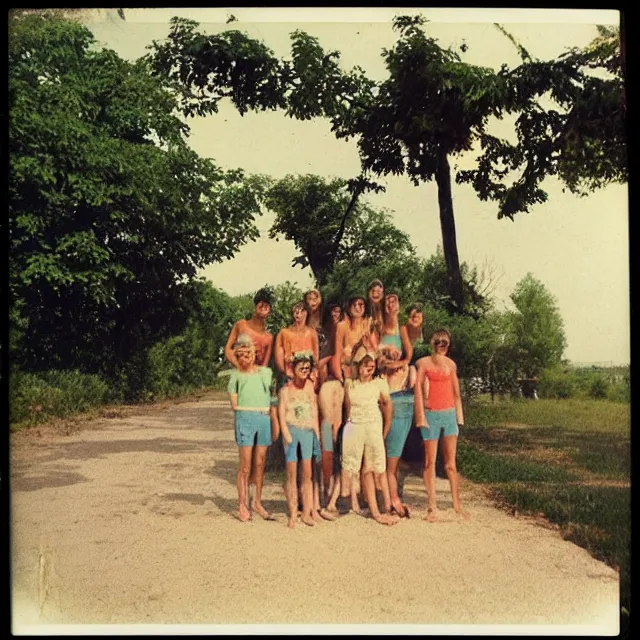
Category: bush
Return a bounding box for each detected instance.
[10,369,118,426]
[588,376,610,399]
[538,367,576,399]
[144,323,221,399]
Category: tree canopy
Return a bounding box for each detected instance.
[9,12,265,376]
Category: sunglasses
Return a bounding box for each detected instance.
[434,339,450,347]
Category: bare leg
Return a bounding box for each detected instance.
[362,471,399,525]
[236,446,253,521]
[442,435,469,519]
[300,459,315,526]
[285,461,297,529]
[386,457,407,516]
[423,439,439,521]
[326,476,341,512]
[251,446,273,520]
[376,470,394,515]
[270,405,280,441]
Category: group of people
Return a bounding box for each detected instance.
[224,280,469,528]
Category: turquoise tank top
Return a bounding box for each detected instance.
[381,332,403,350]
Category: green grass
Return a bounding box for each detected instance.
[462,396,630,628]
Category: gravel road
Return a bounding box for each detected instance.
[10,391,619,634]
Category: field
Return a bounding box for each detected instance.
[460,396,630,625]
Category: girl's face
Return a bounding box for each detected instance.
[349,299,365,319]
[358,357,376,381]
[293,360,312,382]
[369,285,384,303]
[330,306,343,324]
[236,348,256,369]
[408,309,423,329]
[431,334,450,355]
[292,305,308,325]
[305,290,321,311]
[385,294,399,315]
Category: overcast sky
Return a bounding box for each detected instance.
[83,8,629,365]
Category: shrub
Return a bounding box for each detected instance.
[588,376,610,399]
[10,369,118,426]
[538,367,576,399]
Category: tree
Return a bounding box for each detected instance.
[8,13,265,380]
[265,174,404,287]
[505,273,567,379]
[458,24,627,219]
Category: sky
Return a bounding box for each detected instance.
[82,8,629,366]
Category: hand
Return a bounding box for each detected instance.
[282,431,293,445]
[383,429,390,440]
[415,421,428,429]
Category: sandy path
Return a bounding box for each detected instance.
[10,392,619,633]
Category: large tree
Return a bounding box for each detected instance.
[8,12,265,378]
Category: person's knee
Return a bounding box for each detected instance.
[238,462,251,476]
[444,460,457,474]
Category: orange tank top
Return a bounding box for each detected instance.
[425,367,455,411]
[282,328,315,376]
[243,322,272,366]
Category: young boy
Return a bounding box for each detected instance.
[227,335,275,522]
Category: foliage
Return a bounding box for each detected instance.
[264,174,386,285]
[264,281,307,336]
[538,367,577,399]
[9,13,265,381]
[506,273,566,378]
[458,24,627,219]
[9,369,119,426]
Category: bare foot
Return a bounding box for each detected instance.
[455,509,470,521]
[251,501,276,521]
[374,513,400,525]
[237,505,251,522]
[319,508,338,521]
[391,498,408,518]
[424,508,438,523]
[287,517,296,529]
[301,514,315,527]
[312,510,324,523]
[349,507,362,516]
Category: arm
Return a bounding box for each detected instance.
[451,359,464,426]
[278,386,292,445]
[331,322,347,382]
[227,370,239,410]
[384,326,414,371]
[261,332,274,367]
[310,382,320,440]
[228,393,238,411]
[223,321,242,368]
[274,330,287,376]
[311,328,320,363]
[413,360,428,427]
[379,383,393,439]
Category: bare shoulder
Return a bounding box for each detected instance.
[446,356,457,371]
[415,355,431,369]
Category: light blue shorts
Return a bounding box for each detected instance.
[283,425,316,462]
[234,410,272,447]
[386,391,414,458]
[313,431,321,462]
[419,408,458,441]
[321,421,334,453]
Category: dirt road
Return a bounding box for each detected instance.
[10,391,619,633]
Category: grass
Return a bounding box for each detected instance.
[462,396,630,629]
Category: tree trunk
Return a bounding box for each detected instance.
[435,150,464,313]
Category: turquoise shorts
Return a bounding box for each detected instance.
[234,410,272,447]
[419,408,458,441]
[313,431,321,462]
[385,391,414,458]
[283,425,316,462]
[321,421,334,453]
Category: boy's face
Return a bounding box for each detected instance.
[293,360,312,381]
[292,305,307,324]
[255,301,271,319]
[236,348,255,368]
[330,306,342,323]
